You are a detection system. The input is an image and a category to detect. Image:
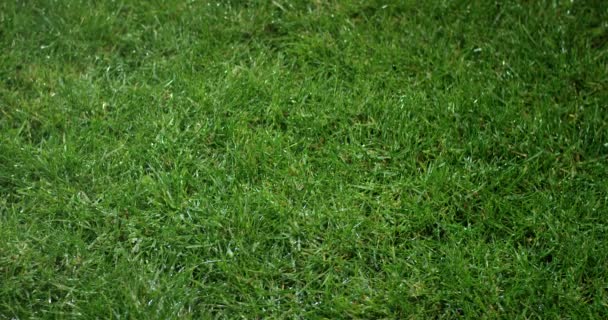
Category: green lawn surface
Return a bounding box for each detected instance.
[1,0,607,318]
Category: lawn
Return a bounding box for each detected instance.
[1,0,607,318]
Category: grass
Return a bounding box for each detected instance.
[1,0,607,318]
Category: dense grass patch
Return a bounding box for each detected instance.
[1,0,607,318]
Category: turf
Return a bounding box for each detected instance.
[1,0,607,318]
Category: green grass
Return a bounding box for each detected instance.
[1,0,607,318]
